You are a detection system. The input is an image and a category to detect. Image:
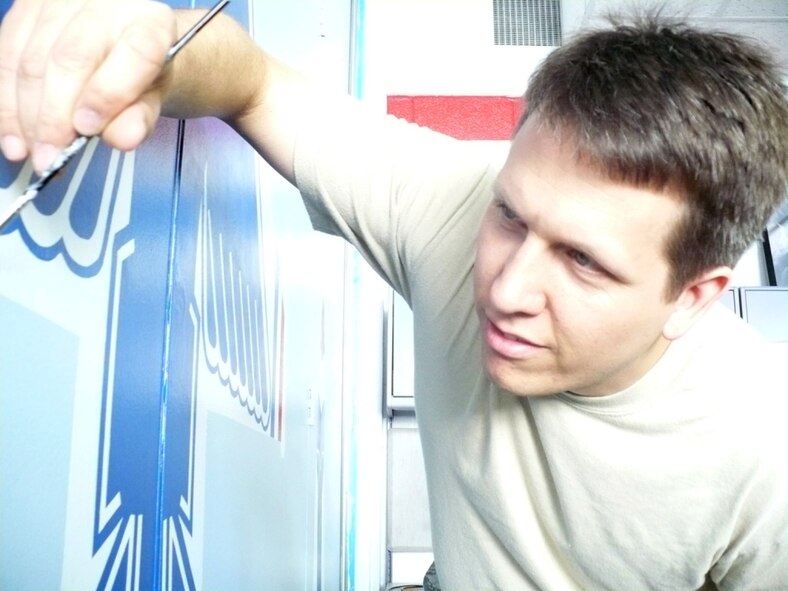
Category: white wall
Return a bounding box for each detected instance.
[364,0,553,101]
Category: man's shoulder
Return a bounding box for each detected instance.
[690,303,778,370]
[675,303,786,420]
[688,302,787,442]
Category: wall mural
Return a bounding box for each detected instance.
[0,1,284,590]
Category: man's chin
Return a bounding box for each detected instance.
[483,360,564,397]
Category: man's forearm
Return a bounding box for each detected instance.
[162,9,315,185]
[162,11,262,123]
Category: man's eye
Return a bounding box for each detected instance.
[572,250,592,266]
[569,249,601,272]
[495,201,517,221]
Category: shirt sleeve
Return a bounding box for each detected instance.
[711,355,788,590]
[293,99,497,305]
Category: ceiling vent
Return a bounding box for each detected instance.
[493,0,562,46]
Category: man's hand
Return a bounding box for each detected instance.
[1,0,330,187]
[0,0,177,172]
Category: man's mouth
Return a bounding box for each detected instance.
[484,319,545,359]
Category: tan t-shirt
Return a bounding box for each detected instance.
[294,105,788,590]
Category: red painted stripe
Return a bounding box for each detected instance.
[387,95,523,140]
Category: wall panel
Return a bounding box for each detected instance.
[0,1,351,589]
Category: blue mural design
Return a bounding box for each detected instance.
[0,140,126,277]
[0,1,279,588]
[91,121,180,591]
[180,117,279,435]
[91,0,265,586]
[159,3,280,587]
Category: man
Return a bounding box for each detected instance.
[1,2,786,589]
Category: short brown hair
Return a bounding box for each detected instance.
[521,15,788,299]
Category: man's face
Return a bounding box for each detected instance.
[474,118,686,396]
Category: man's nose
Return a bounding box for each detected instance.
[489,239,548,316]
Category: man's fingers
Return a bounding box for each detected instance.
[100,90,163,152]
[71,1,175,139]
[0,0,175,169]
[0,0,45,160]
[32,2,108,159]
[14,0,86,151]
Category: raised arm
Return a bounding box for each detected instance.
[0,0,308,184]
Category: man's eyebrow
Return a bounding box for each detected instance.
[493,185,629,278]
[562,234,632,281]
[492,178,513,200]
[491,185,519,212]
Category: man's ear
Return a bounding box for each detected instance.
[663,266,732,340]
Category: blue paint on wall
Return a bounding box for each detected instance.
[92,119,180,591]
